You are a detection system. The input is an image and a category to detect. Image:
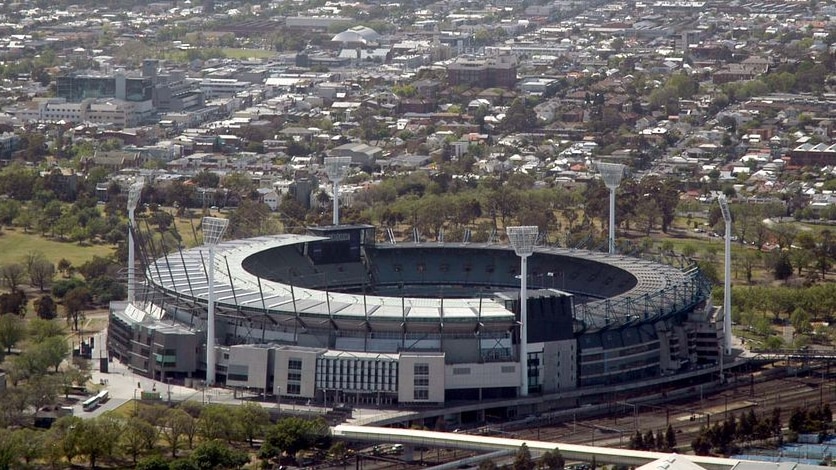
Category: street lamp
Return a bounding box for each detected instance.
[718,195,732,357]
[324,156,351,226]
[202,217,229,386]
[597,162,625,254]
[507,225,538,397]
[127,179,144,303]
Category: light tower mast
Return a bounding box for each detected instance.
[718,195,733,356]
[127,180,144,303]
[507,225,539,397]
[202,216,229,386]
[324,156,351,226]
[598,162,625,254]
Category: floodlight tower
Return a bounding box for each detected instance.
[127,180,144,303]
[718,195,732,356]
[202,216,229,386]
[324,156,351,226]
[507,225,539,397]
[598,162,625,254]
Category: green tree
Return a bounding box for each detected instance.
[790,307,811,335]
[162,408,193,457]
[34,294,58,320]
[198,404,239,443]
[264,416,331,457]
[190,440,249,470]
[28,317,64,342]
[70,414,124,469]
[33,335,70,372]
[235,401,270,447]
[0,428,20,470]
[539,449,564,470]
[121,417,157,464]
[136,455,171,470]
[0,313,25,354]
[10,427,43,465]
[513,443,535,470]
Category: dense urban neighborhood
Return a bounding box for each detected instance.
[3,0,836,468]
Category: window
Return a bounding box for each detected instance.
[413,362,430,401]
[288,358,302,370]
[453,367,471,375]
[287,383,301,395]
[288,372,302,382]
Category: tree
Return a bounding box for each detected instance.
[513,443,535,470]
[190,439,249,470]
[539,449,564,470]
[0,290,26,315]
[790,307,811,335]
[70,414,123,469]
[28,317,64,342]
[0,313,25,354]
[0,263,26,292]
[28,258,55,292]
[500,98,538,134]
[34,294,58,319]
[136,455,171,470]
[59,365,91,399]
[10,428,43,465]
[665,424,677,451]
[162,408,193,457]
[0,428,20,470]
[235,401,270,447]
[33,335,70,372]
[63,286,91,331]
[264,416,331,457]
[57,258,72,278]
[121,417,157,464]
[199,404,239,443]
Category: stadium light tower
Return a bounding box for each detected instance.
[127,179,144,303]
[203,216,229,386]
[598,162,625,254]
[718,195,732,356]
[507,225,538,398]
[325,156,351,226]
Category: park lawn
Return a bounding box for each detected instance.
[0,228,115,267]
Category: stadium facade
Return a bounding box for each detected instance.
[107,225,720,407]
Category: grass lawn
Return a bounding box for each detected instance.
[0,228,115,266]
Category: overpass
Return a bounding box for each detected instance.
[332,424,737,470]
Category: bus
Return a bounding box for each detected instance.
[81,390,109,412]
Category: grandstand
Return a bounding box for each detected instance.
[108,224,718,410]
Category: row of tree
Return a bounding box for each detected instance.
[0,399,333,470]
[691,407,784,456]
[627,425,677,452]
[0,317,89,427]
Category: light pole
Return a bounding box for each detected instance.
[324,156,351,226]
[718,195,732,357]
[598,162,625,254]
[202,217,229,386]
[127,179,144,303]
[507,225,538,397]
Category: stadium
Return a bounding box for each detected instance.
[107,223,719,413]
